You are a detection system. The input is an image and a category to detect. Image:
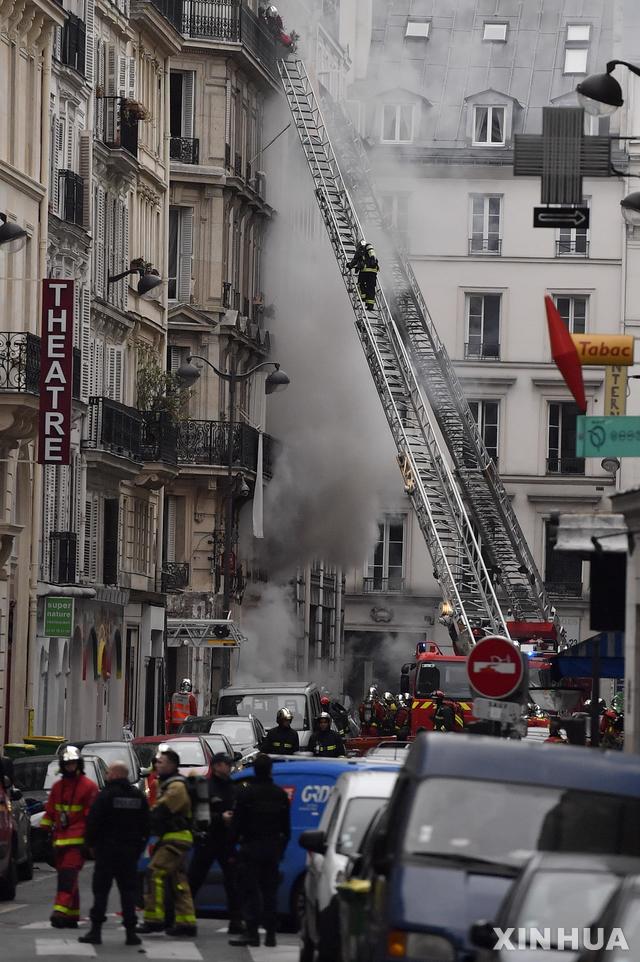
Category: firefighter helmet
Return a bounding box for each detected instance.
[277,707,293,724]
[179,678,192,693]
[59,745,84,773]
[368,685,379,700]
[383,691,394,704]
[317,712,331,727]
[265,4,278,16]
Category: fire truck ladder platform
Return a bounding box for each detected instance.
[278,57,509,646]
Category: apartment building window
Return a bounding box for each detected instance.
[365,514,406,592]
[483,22,507,41]
[473,106,505,145]
[544,520,583,597]
[103,498,119,585]
[168,206,193,302]
[564,25,590,74]
[554,295,587,334]
[405,20,430,38]
[557,203,589,256]
[468,400,500,462]
[469,195,502,254]
[131,499,151,575]
[169,71,198,164]
[547,402,585,475]
[381,193,409,247]
[465,293,501,359]
[381,104,414,144]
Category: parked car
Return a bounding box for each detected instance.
[576,873,640,961]
[131,735,215,777]
[365,742,411,760]
[199,734,243,769]
[30,754,107,863]
[195,755,400,925]
[300,767,399,962]
[80,741,144,790]
[336,733,640,962]
[208,715,266,763]
[11,754,52,809]
[337,805,389,962]
[178,715,217,734]
[470,853,640,960]
[216,682,324,749]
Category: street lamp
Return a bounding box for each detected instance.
[176,354,290,624]
[621,191,640,226]
[108,259,163,301]
[0,213,27,252]
[577,60,640,116]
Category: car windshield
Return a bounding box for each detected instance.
[218,694,308,729]
[202,736,230,756]
[133,744,158,769]
[83,744,136,781]
[337,797,388,856]
[516,870,619,935]
[209,719,255,745]
[404,778,640,867]
[172,741,206,767]
[415,662,471,699]
[12,758,49,791]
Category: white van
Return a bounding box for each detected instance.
[216,681,323,749]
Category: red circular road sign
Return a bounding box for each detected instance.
[467,636,524,699]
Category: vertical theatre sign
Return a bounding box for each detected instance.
[38,279,74,465]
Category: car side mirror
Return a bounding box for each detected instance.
[299,829,327,855]
[9,786,22,801]
[470,921,498,949]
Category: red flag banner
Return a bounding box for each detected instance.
[544,295,587,414]
[38,279,74,465]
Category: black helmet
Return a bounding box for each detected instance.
[316,712,331,725]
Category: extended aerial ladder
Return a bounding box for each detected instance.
[278,58,560,642]
[277,59,509,649]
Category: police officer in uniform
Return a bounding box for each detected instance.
[260,707,299,755]
[308,712,346,756]
[229,754,291,949]
[79,761,149,946]
[188,752,242,933]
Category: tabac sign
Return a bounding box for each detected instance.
[38,279,74,465]
[570,335,634,366]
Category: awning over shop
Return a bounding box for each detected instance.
[555,632,624,679]
[166,618,248,648]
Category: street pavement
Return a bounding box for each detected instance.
[0,864,298,961]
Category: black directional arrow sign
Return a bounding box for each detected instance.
[533,207,590,229]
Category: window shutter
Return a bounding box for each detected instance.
[80,288,91,402]
[97,38,105,90]
[118,55,127,97]
[66,116,73,170]
[78,130,91,230]
[127,56,136,100]
[106,345,124,402]
[177,208,193,303]
[106,45,117,95]
[53,25,62,61]
[72,454,82,579]
[57,464,71,531]
[105,193,114,301]
[84,0,94,84]
[41,465,57,579]
[95,185,106,296]
[50,114,59,214]
[165,495,176,564]
[84,493,99,582]
[113,198,122,309]
[122,199,129,312]
[183,72,194,139]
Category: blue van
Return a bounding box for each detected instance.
[342,734,640,962]
[196,755,400,922]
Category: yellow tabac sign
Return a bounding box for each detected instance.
[570,334,635,366]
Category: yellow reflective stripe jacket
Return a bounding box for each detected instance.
[54,803,84,812]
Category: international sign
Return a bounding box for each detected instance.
[533,207,589,229]
[570,334,634,367]
[38,279,74,465]
[576,416,640,457]
[467,636,524,699]
[44,596,74,638]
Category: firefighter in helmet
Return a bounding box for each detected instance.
[431,691,464,732]
[347,240,379,311]
[395,693,411,738]
[167,678,197,733]
[308,713,346,757]
[260,708,299,755]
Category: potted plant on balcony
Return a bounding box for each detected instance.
[122,98,151,122]
[136,344,192,423]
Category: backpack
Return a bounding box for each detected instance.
[185,774,211,832]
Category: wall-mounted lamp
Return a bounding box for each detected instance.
[108,258,163,301]
[601,456,621,476]
[0,213,27,252]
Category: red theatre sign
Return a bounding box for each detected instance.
[38,279,74,465]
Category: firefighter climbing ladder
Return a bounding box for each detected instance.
[278,57,558,636]
[277,58,508,646]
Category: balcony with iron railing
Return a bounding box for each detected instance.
[556,238,590,257]
[141,411,178,464]
[464,341,500,360]
[161,562,190,592]
[49,531,77,584]
[177,420,273,476]
[181,0,278,82]
[0,333,40,393]
[468,236,502,255]
[95,97,139,160]
[83,396,143,465]
[170,136,200,164]
[362,576,406,593]
[546,456,585,476]
[58,170,84,227]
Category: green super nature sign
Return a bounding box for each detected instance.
[44,597,74,638]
